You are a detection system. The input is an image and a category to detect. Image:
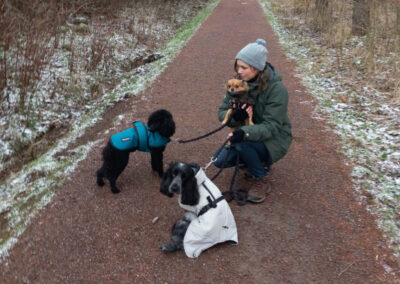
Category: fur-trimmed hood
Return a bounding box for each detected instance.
[180,168,238,258]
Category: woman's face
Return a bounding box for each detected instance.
[235,60,259,81]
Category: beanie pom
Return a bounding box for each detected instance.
[256,38,266,47]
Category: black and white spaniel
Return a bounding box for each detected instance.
[160,162,238,258]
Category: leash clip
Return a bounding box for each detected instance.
[203,156,217,171]
[171,138,182,144]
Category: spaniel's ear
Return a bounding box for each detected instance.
[160,164,174,198]
[188,163,200,174]
[180,176,199,206]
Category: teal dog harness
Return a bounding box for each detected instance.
[110,121,170,152]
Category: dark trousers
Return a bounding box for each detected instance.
[213,141,272,179]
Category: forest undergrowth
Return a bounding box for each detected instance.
[262,0,400,259]
[0,0,209,179]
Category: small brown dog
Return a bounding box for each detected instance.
[221,78,254,125]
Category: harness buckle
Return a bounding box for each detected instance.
[207,196,217,208]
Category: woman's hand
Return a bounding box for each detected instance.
[228,129,245,143]
[246,105,253,119]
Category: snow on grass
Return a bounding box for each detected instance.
[0,1,212,173]
[0,141,95,260]
[261,0,400,257]
[0,0,219,261]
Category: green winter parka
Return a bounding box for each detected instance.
[218,63,292,163]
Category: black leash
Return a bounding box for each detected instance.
[177,113,233,144]
[222,154,248,206]
[178,124,227,144]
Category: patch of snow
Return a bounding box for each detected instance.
[0,0,219,262]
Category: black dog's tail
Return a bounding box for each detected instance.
[178,113,233,144]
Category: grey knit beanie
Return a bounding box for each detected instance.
[235,39,268,71]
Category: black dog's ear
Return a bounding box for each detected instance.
[147,109,162,130]
[181,175,199,206]
[158,116,175,138]
[160,163,174,198]
[148,121,160,132]
[148,109,175,138]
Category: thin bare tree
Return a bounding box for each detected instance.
[313,0,330,31]
[316,0,328,11]
[397,3,400,47]
[352,0,370,35]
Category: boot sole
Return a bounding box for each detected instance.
[247,183,272,204]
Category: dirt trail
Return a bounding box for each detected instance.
[1,0,398,282]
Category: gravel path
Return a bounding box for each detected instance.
[1,0,398,282]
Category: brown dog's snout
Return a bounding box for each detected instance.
[227,84,238,93]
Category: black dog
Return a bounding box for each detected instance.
[96,109,175,194]
[160,162,200,252]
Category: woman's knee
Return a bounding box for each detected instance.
[213,147,237,168]
[234,141,250,154]
[213,157,224,168]
[213,150,228,168]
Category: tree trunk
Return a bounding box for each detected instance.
[315,0,328,11]
[397,5,400,34]
[352,0,370,35]
[397,4,400,49]
[314,0,329,31]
